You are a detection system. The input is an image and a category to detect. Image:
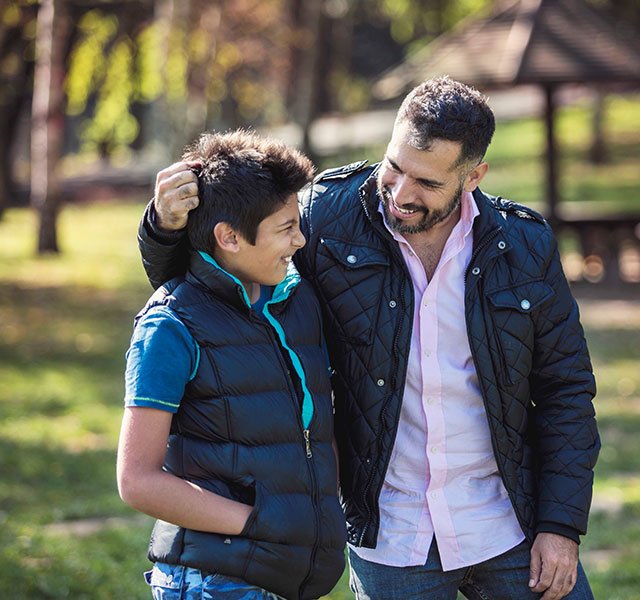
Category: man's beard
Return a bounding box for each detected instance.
[378,179,464,235]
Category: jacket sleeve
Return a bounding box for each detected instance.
[138,200,191,289]
[529,227,600,542]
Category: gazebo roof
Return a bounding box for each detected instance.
[374,0,640,99]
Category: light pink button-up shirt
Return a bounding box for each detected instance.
[352,192,524,571]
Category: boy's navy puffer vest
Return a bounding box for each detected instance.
[140,251,347,600]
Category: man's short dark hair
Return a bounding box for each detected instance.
[183,129,314,253]
[396,76,495,168]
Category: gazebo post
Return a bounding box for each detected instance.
[543,83,559,230]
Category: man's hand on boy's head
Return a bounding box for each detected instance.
[154,161,201,232]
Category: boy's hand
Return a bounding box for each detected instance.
[154,161,201,231]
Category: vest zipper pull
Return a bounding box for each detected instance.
[303,429,312,458]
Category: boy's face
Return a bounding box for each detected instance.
[228,193,305,294]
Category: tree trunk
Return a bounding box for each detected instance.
[292,0,324,162]
[30,0,67,254]
[589,86,607,164]
[0,5,37,219]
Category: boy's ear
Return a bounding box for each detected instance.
[213,222,240,253]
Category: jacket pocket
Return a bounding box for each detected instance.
[315,237,389,345]
[486,281,555,385]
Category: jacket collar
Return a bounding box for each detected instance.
[187,250,301,311]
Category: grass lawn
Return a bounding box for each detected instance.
[0,93,639,598]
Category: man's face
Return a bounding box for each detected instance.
[229,193,305,291]
[377,121,475,235]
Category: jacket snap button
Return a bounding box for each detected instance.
[389,300,397,308]
[376,379,385,387]
[347,254,357,264]
[471,267,481,276]
[520,299,531,310]
[497,240,506,250]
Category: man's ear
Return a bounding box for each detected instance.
[213,222,240,253]
[463,162,489,193]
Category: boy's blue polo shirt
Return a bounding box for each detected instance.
[124,286,273,413]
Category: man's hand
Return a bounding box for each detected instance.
[529,532,579,599]
[153,161,201,231]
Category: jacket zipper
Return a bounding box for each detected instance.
[297,442,321,598]
[260,307,324,596]
[355,183,413,546]
[463,224,529,538]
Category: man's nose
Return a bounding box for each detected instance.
[390,174,413,207]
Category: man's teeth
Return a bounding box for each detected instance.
[394,201,417,215]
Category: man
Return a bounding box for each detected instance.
[137,77,599,599]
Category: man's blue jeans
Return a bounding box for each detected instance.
[348,540,594,599]
[145,562,283,599]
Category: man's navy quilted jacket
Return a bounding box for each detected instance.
[293,161,599,548]
[137,161,600,551]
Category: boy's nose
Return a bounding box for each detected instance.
[293,227,306,249]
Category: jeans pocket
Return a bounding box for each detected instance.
[145,563,185,599]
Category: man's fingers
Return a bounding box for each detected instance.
[157,170,199,195]
[529,547,542,589]
[532,566,556,594]
[157,160,201,180]
[540,562,577,599]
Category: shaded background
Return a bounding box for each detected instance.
[1,0,639,597]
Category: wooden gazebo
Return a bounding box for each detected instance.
[374,0,640,284]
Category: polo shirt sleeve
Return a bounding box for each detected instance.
[124,305,199,413]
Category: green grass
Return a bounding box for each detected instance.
[1,93,639,598]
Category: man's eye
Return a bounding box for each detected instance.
[386,158,400,172]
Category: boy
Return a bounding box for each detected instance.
[117,130,347,600]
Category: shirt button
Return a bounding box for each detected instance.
[376,379,385,387]
[520,299,531,310]
[497,240,507,250]
[347,254,357,264]
[424,350,431,357]
[389,300,397,308]
[426,397,434,405]
[471,267,481,276]
[430,446,439,454]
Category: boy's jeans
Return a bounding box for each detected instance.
[348,539,594,600]
[145,562,283,600]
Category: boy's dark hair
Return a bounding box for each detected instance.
[183,129,314,252]
[396,76,495,168]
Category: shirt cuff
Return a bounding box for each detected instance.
[535,522,581,544]
[144,200,187,245]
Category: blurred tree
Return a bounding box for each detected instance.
[377,0,491,47]
[30,0,68,253]
[65,0,294,160]
[0,0,37,220]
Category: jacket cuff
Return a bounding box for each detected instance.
[142,199,187,245]
[535,522,581,545]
